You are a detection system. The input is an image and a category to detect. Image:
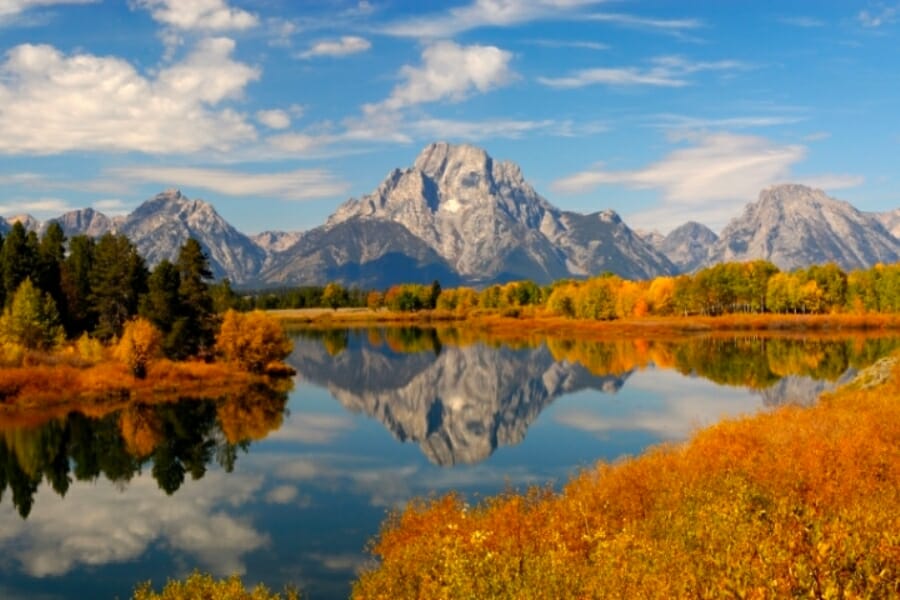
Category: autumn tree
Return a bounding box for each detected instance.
[0,278,64,351]
[321,282,348,310]
[115,318,162,378]
[215,309,293,373]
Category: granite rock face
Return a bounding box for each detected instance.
[706,184,900,271]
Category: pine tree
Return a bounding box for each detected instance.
[140,259,182,357]
[37,222,67,317]
[60,235,96,336]
[89,233,148,340]
[172,238,215,358]
[0,222,38,305]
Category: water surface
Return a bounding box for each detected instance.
[0,329,894,599]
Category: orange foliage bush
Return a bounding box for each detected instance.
[115,318,163,378]
[216,309,293,373]
[353,359,900,599]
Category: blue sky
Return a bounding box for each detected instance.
[0,0,897,234]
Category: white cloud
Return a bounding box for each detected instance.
[266,413,355,444]
[92,198,129,213]
[370,41,515,112]
[265,485,299,504]
[651,114,804,130]
[256,109,291,130]
[298,36,371,59]
[586,12,703,32]
[410,117,558,141]
[778,16,825,28]
[858,4,898,27]
[553,132,865,231]
[553,132,805,229]
[134,0,258,31]
[556,369,763,441]
[381,0,609,38]
[0,471,266,577]
[0,197,72,216]
[0,0,94,21]
[539,55,744,89]
[107,165,349,201]
[0,38,260,155]
[530,38,609,50]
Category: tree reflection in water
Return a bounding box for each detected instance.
[0,383,290,518]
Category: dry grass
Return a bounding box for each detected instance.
[353,356,900,599]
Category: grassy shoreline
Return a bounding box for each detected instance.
[352,355,900,598]
[273,307,900,338]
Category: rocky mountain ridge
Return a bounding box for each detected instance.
[4,144,898,285]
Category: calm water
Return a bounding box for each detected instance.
[0,329,896,599]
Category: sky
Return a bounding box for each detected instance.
[0,0,898,235]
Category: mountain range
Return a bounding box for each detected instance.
[2,143,898,286]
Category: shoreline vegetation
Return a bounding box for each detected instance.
[129,349,900,599]
[349,355,900,599]
[273,306,900,338]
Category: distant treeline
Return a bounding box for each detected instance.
[241,260,900,318]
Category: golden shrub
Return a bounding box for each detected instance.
[132,571,300,600]
[115,318,162,379]
[216,310,293,373]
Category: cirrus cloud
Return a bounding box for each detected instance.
[553,132,862,231]
[106,165,350,201]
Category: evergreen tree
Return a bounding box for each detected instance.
[37,222,67,317]
[172,238,215,358]
[60,235,96,336]
[89,233,148,340]
[140,259,182,356]
[0,222,38,305]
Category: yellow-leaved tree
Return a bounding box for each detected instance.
[216,309,293,373]
[115,318,162,379]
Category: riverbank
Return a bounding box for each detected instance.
[351,355,900,598]
[273,307,900,338]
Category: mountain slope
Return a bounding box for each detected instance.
[119,189,266,283]
[48,208,120,238]
[656,221,719,272]
[707,184,900,271]
[320,142,674,284]
[260,218,460,288]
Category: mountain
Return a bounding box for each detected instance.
[6,214,40,232]
[306,142,674,285]
[48,208,120,237]
[119,189,266,283]
[289,333,628,466]
[655,221,719,272]
[0,217,8,235]
[251,230,304,254]
[706,184,900,271]
[259,218,460,289]
[874,208,900,238]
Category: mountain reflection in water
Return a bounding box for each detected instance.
[290,328,899,466]
[0,328,898,599]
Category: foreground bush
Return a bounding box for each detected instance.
[216,309,293,373]
[353,360,900,599]
[133,572,299,600]
[116,318,163,378]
